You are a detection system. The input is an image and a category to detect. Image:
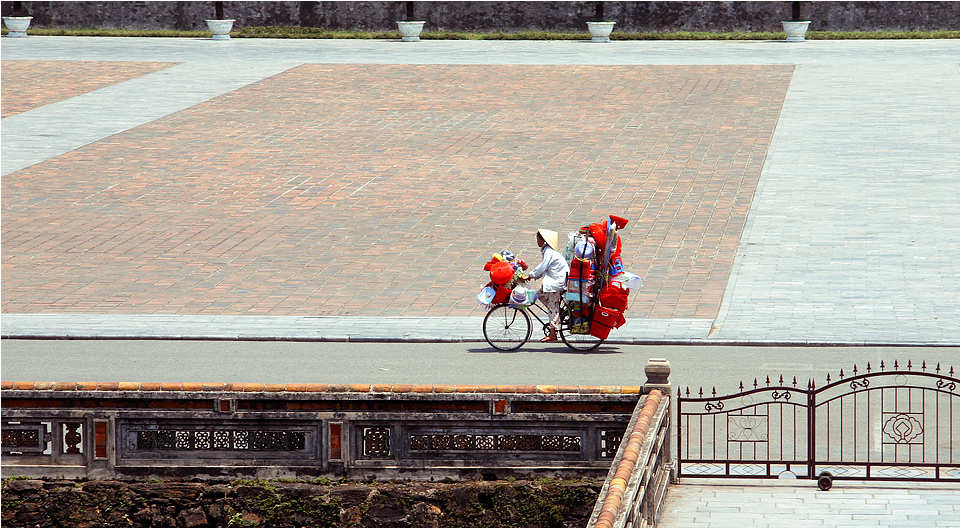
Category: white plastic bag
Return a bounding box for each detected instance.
[622,272,643,290]
[564,232,578,261]
[478,286,496,305]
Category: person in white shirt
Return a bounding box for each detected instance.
[523,229,570,342]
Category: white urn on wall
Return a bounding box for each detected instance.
[206,1,234,40]
[781,20,810,42]
[586,21,615,42]
[397,20,425,42]
[206,18,235,40]
[782,1,811,42]
[586,2,615,43]
[2,16,33,37]
[397,0,424,42]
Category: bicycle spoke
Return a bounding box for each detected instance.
[559,306,603,352]
[483,304,531,351]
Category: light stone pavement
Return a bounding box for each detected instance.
[658,478,959,528]
[1,38,958,345]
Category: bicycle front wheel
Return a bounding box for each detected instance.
[559,309,603,352]
[483,303,532,351]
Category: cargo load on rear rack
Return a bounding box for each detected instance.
[563,215,641,338]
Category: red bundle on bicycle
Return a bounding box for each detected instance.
[492,283,512,304]
[569,257,595,280]
[598,283,629,313]
[590,304,627,340]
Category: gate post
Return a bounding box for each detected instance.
[807,378,816,479]
[644,358,672,481]
[643,358,671,395]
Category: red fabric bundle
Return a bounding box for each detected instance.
[588,223,622,260]
[588,223,607,250]
[493,283,512,303]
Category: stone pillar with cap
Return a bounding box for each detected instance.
[643,358,674,484]
[643,358,671,395]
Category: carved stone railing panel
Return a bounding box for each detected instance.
[1,422,48,453]
[1,386,641,480]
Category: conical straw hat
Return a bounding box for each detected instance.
[538,229,559,251]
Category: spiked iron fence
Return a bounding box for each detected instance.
[677,360,959,489]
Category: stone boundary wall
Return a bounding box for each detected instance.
[1,381,642,394]
[2,1,959,32]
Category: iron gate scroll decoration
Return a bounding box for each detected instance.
[677,361,960,483]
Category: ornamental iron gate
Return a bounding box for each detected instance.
[677,360,959,488]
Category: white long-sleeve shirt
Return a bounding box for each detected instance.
[528,245,569,293]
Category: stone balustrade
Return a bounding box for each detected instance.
[2,380,646,481]
[588,358,674,528]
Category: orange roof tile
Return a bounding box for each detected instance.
[592,389,665,528]
[0,381,647,396]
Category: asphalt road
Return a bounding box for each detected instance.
[1,340,957,394]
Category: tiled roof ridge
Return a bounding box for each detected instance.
[592,388,665,528]
[0,381,642,394]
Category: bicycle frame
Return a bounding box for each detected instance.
[514,296,578,338]
[482,291,603,352]
[523,299,553,337]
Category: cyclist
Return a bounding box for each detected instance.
[522,229,569,342]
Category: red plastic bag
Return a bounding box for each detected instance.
[492,283,511,303]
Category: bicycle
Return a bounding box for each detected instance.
[482,295,603,352]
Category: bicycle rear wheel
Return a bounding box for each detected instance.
[559,309,603,352]
[483,303,532,351]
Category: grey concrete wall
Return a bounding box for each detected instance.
[2,1,959,32]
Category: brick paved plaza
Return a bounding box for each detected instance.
[1,38,957,345]
[2,61,791,320]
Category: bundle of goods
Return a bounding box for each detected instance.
[477,251,531,307]
[564,215,643,339]
[509,284,538,309]
[564,232,596,333]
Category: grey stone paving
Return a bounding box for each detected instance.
[711,42,961,344]
[0,313,719,343]
[658,478,960,528]
[1,37,958,345]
